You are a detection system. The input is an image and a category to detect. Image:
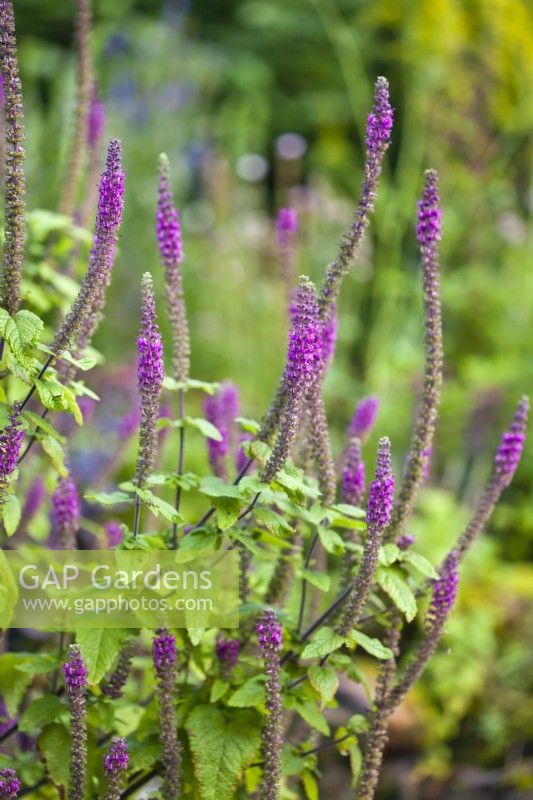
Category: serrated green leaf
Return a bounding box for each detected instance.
[401,551,439,579]
[210,679,229,703]
[40,435,67,477]
[348,630,393,660]
[295,700,329,735]
[254,507,292,537]
[76,629,129,683]
[144,492,182,523]
[226,677,265,708]
[235,416,260,434]
[301,627,345,660]
[0,309,34,369]
[214,497,241,531]
[14,310,44,346]
[186,705,261,800]
[35,378,66,411]
[185,416,223,441]
[379,543,400,566]
[308,664,339,709]
[301,569,330,592]
[2,494,21,536]
[19,695,66,733]
[199,477,243,499]
[39,723,70,789]
[0,653,33,716]
[317,525,345,554]
[84,490,133,505]
[23,410,65,442]
[376,568,418,621]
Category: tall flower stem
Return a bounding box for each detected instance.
[256,611,283,800]
[0,0,26,322]
[58,0,93,218]
[152,630,181,800]
[171,387,185,549]
[63,645,88,800]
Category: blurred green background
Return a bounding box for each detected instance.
[13,0,533,796]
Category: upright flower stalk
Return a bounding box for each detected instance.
[103,737,129,800]
[152,630,181,800]
[133,273,164,534]
[338,437,395,637]
[388,170,443,540]
[0,769,20,800]
[63,645,88,800]
[348,395,379,442]
[0,410,23,502]
[342,438,365,507]
[59,0,93,218]
[454,396,528,561]
[256,610,283,800]
[52,139,124,355]
[0,0,25,318]
[262,276,323,483]
[102,640,135,700]
[51,472,81,548]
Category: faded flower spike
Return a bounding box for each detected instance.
[63,645,88,800]
[339,437,395,638]
[276,207,298,247]
[152,629,181,800]
[135,273,164,488]
[87,91,105,149]
[262,276,323,482]
[0,0,26,318]
[0,411,23,495]
[256,610,283,800]
[349,395,379,441]
[52,139,124,355]
[0,769,20,800]
[342,437,365,507]
[389,170,443,540]
[103,737,128,800]
[51,473,81,548]
[157,154,190,382]
[426,553,459,630]
[216,637,240,679]
[494,395,528,486]
[20,475,45,526]
[204,382,239,479]
[397,533,415,550]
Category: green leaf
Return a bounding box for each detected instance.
[14,310,44,347]
[254,507,292,537]
[301,569,330,593]
[401,551,439,579]
[143,492,182,523]
[0,551,18,630]
[295,700,329,735]
[0,653,33,716]
[199,477,243,499]
[185,416,223,441]
[38,723,70,790]
[348,630,393,660]
[22,410,65,442]
[226,677,265,708]
[2,494,21,536]
[75,629,129,683]
[308,664,339,709]
[317,525,345,554]
[19,696,65,733]
[185,705,261,800]
[376,568,418,621]
[379,544,400,566]
[210,679,229,703]
[13,653,58,674]
[84,490,133,505]
[40,435,67,477]
[127,737,161,772]
[302,770,319,800]
[235,416,260,434]
[34,378,67,411]
[301,627,345,660]
[349,743,363,784]
[0,309,34,369]
[214,497,241,531]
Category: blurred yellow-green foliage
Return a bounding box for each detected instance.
[10,0,533,795]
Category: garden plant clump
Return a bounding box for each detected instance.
[0,1,529,799]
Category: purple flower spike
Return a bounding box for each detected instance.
[204,382,240,479]
[256,609,283,653]
[105,520,123,548]
[157,153,190,383]
[427,553,459,629]
[87,91,105,149]
[276,207,298,248]
[51,473,81,548]
[104,736,129,775]
[0,768,20,800]
[417,172,442,247]
[63,645,88,694]
[342,437,366,507]
[494,396,528,487]
[216,637,240,679]
[322,305,338,367]
[366,76,394,157]
[152,629,177,672]
[135,273,164,488]
[349,395,379,441]
[366,437,395,531]
[397,533,415,551]
[0,412,23,491]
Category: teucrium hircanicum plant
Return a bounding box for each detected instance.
[0,12,529,800]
